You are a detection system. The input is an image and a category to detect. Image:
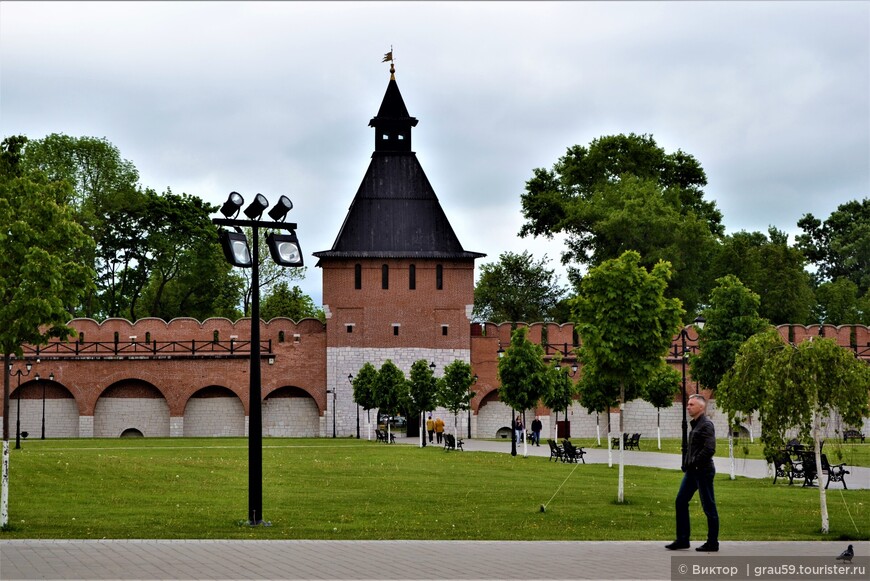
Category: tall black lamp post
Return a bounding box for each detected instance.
[348,373,359,439]
[468,374,478,439]
[41,372,54,440]
[326,388,336,438]
[9,361,32,449]
[497,343,515,457]
[679,316,706,462]
[213,191,303,526]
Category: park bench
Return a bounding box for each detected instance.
[444,433,464,451]
[547,439,565,462]
[843,429,865,443]
[561,439,586,464]
[610,433,641,450]
[375,429,395,444]
[820,454,850,489]
[772,452,798,485]
[797,451,818,487]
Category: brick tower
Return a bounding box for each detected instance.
[314,63,484,437]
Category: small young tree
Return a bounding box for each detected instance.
[571,251,683,502]
[438,360,475,436]
[351,362,379,439]
[642,363,681,450]
[497,327,550,457]
[691,275,768,478]
[542,356,576,441]
[372,360,407,442]
[407,359,438,447]
[722,330,870,533]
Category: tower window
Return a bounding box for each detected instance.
[392,324,400,336]
[436,264,443,290]
[441,325,449,336]
[346,324,354,334]
[382,264,389,289]
[398,134,405,140]
[382,133,389,140]
[409,264,416,290]
[354,264,362,290]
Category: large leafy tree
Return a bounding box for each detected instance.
[721,330,870,533]
[710,228,815,324]
[472,251,566,322]
[571,250,683,502]
[519,133,722,316]
[812,278,869,325]
[497,326,550,456]
[438,360,475,435]
[407,359,438,446]
[0,136,95,527]
[259,281,324,322]
[797,199,870,295]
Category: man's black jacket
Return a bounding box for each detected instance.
[683,414,716,472]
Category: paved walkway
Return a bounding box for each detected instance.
[1,438,867,580]
[1,539,868,580]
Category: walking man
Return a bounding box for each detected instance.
[666,394,719,552]
[531,416,543,446]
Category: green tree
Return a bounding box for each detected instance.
[407,359,438,447]
[711,229,815,324]
[812,278,865,325]
[1,136,95,527]
[438,360,475,435]
[797,199,870,294]
[373,360,407,440]
[519,134,722,316]
[260,281,324,322]
[497,327,550,456]
[351,362,379,428]
[721,330,870,533]
[472,251,566,322]
[642,363,681,450]
[571,250,683,502]
[542,356,577,441]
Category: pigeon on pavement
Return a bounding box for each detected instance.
[836,545,854,563]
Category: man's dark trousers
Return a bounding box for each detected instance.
[675,468,719,545]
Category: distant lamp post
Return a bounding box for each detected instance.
[348,373,359,439]
[498,342,516,457]
[679,316,706,462]
[552,361,577,439]
[41,372,54,440]
[8,361,33,450]
[213,191,303,526]
[468,374,478,439]
[326,389,337,438]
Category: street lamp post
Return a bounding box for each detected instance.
[348,374,359,439]
[468,374,478,439]
[552,361,578,439]
[498,343,515,457]
[9,361,33,449]
[326,389,336,438]
[679,316,706,462]
[213,192,303,526]
[41,372,54,440]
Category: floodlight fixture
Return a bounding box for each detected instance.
[266,231,304,267]
[219,228,253,267]
[243,194,269,220]
[267,195,294,222]
[220,191,245,218]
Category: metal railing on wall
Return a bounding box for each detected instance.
[20,339,273,360]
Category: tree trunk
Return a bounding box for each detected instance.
[618,383,625,503]
[728,428,735,480]
[419,411,425,448]
[656,408,661,450]
[596,412,601,446]
[813,406,829,534]
[607,411,613,468]
[522,410,528,458]
[1,441,8,528]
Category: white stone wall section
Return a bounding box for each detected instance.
[93,398,170,438]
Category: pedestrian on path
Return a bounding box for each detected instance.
[531,416,542,446]
[434,416,445,444]
[426,415,435,443]
[666,394,719,553]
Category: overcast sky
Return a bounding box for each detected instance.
[2,1,867,307]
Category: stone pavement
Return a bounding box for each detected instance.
[2,539,868,581]
[1,438,867,581]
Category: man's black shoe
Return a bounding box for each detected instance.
[695,543,719,552]
[665,541,690,550]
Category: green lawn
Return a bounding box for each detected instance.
[1,438,867,541]
[565,437,870,467]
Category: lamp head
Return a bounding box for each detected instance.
[220,191,244,218]
[266,231,304,267]
[693,315,706,330]
[267,195,294,222]
[243,194,269,220]
[218,229,253,267]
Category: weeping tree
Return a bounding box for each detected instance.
[571,251,683,502]
[542,355,576,441]
[438,360,475,437]
[643,363,681,450]
[721,330,870,533]
[351,362,378,439]
[497,327,551,457]
[690,275,768,478]
[407,359,438,447]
